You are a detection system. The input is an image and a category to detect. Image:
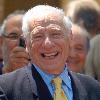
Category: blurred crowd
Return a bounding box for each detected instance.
[66,0,100,82]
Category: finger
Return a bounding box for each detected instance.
[12,46,26,53]
[10,51,30,60]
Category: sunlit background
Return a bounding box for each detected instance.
[0,0,100,23]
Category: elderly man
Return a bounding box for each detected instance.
[0,10,30,73]
[67,24,90,73]
[0,5,99,100]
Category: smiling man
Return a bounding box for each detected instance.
[68,24,90,73]
[0,10,29,73]
[0,5,99,100]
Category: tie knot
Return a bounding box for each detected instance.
[52,77,62,89]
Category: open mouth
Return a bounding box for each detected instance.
[41,52,59,59]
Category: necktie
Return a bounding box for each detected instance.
[52,77,68,100]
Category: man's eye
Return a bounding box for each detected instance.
[52,33,62,38]
[7,35,19,39]
[10,35,19,39]
[3,34,20,39]
[32,35,43,40]
[75,47,84,51]
[52,33,59,36]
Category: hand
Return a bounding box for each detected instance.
[3,46,30,73]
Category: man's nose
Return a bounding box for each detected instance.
[42,36,53,50]
[44,37,52,45]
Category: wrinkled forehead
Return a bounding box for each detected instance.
[6,15,23,25]
[72,34,88,46]
[5,15,23,31]
[28,15,65,32]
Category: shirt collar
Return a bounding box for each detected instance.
[33,64,53,85]
[33,64,72,90]
[59,66,72,90]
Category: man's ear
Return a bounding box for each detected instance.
[68,30,73,41]
[67,30,73,51]
[25,39,32,60]
[25,39,31,52]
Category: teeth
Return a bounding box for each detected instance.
[44,52,57,57]
[41,52,58,58]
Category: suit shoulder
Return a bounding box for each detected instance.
[0,67,27,81]
[70,72,100,99]
[0,67,29,94]
[73,72,100,91]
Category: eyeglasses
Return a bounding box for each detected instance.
[2,33,21,40]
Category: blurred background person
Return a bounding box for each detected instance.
[67,24,90,73]
[0,10,30,73]
[85,34,100,82]
[65,0,100,38]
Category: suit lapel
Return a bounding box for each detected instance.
[25,64,88,100]
[68,71,88,100]
[24,64,38,100]
[31,64,53,100]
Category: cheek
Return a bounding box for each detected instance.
[63,42,70,57]
[30,43,40,56]
[60,45,69,62]
[79,53,86,62]
[7,41,18,51]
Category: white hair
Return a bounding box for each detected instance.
[22,5,72,38]
[0,10,25,36]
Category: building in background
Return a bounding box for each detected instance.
[0,0,100,23]
[0,0,61,23]
[0,0,4,23]
[61,0,100,11]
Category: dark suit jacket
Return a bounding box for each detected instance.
[0,86,8,100]
[0,64,99,100]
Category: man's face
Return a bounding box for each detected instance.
[68,33,88,73]
[2,15,23,63]
[27,17,70,74]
